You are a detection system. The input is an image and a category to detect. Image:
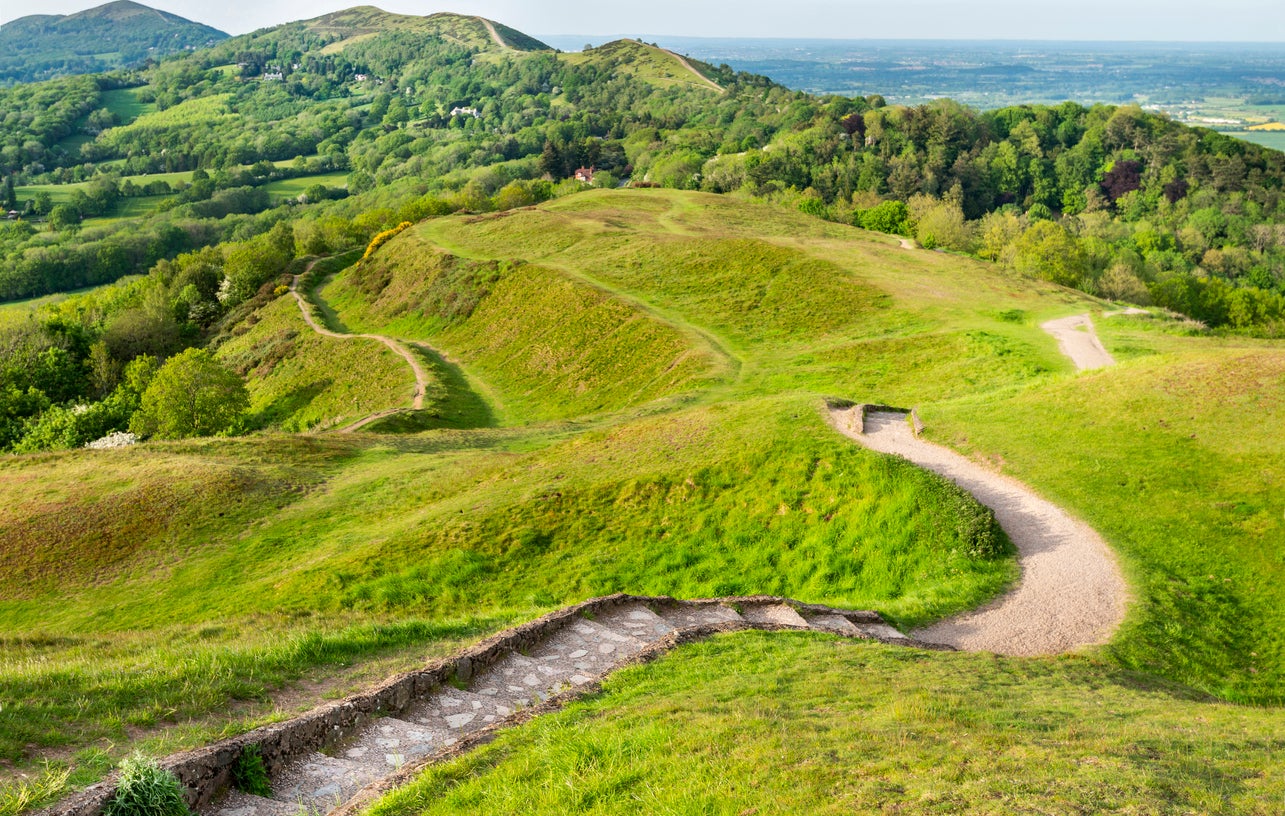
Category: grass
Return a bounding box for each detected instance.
[928,343,1285,702]
[368,631,1285,816]
[100,89,155,127]
[321,234,726,423]
[4,187,1284,805]
[261,173,350,198]
[214,290,416,432]
[558,41,719,92]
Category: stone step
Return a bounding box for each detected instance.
[857,621,910,641]
[333,716,448,771]
[270,751,382,813]
[523,622,622,681]
[469,650,581,707]
[562,615,651,662]
[403,687,520,735]
[657,602,743,630]
[591,603,678,642]
[805,613,862,635]
[204,789,302,816]
[740,603,809,628]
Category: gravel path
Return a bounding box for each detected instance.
[477,17,510,50]
[832,407,1128,655]
[291,264,428,430]
[1041,313,1114,371]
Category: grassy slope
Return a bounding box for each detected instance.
[370,632,1285,816]
[0,190,1027,774]
[418,189,1285,703]
[321,231,728,423]
[213,291,413,432]
[3,189,1284,806]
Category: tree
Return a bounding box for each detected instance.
[48,203,81,232]
[130,349,248,440]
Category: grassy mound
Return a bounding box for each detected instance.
[322,233,727,423]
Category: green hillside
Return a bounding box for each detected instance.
[0,1,227,84]
[3,187,1284,813]
[0,6,1284,813]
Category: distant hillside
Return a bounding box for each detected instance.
[286,6,550,55]
[0,0,227,84]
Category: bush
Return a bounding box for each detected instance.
[102,755,190,816]
[230,746,271,797]
[919,467,1004,559]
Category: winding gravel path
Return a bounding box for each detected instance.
[832,406,1128,655]
[290,264,428,431]
[1041,313,1114,371]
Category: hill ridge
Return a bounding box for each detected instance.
[0,0,227,83]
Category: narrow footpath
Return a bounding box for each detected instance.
[1041,313,1114,371]
[290,264,428,431]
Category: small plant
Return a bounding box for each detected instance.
[230,745,272,798]
[103,754,190,816]
[0,764,71,816]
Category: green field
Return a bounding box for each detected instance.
[2,189,1284,810]
[100,88,155,126]
[261,173,351,198]
[1231,130,1285,152]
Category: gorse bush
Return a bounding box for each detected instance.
[362,222,414,263]
[102,755,190,816]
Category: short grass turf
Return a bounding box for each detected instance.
[368,631,1285,816]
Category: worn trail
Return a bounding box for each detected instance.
[290,263,428,431]
[832,406,1128,655]
[1041,313,1114,371]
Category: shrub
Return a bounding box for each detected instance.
[130,349,249,440]
[230,746,272,797]
[361,222,413,263]
[919,467,1004,559]
[102,755,190,816]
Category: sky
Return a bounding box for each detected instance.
[2,0,1284,41]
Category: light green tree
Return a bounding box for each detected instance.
[130,349,248,440]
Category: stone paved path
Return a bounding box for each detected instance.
[199,598,918,816]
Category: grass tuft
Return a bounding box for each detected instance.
[102,755,189,816]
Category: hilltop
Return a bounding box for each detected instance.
[0,1,227,84]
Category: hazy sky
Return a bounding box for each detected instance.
[3,0,1284,41]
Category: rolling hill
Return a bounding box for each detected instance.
[0,6,1284,815]
[4,188,1285,814]
[0,1,227,84]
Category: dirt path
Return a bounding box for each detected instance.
[831,406,1128,656]
[290,264,428,428]
[1041,313,1114,371]
[898,238,916,250]
[643,43,724,93]
[477,17,509,50]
